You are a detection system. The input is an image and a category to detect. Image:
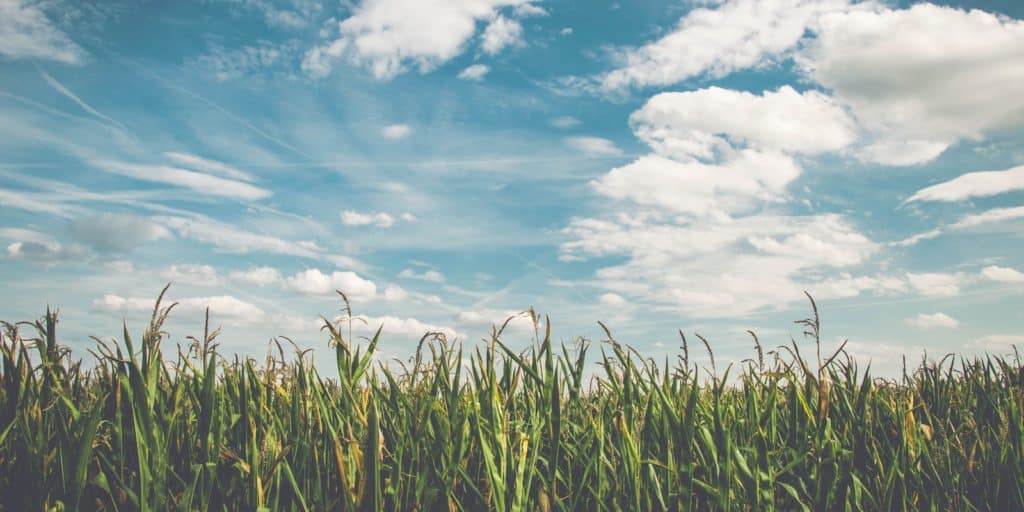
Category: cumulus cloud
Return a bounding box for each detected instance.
[381,124,412,139]
[458,63,490,81]
[592,152,801,217]
[94,293,265,323]
[632,86,856,158]
[907,165,1024,203]
[560,80,884,316]
[981,265,1024,283]
[589,86,856,217]
[798,4,1024,165]
[481,15,523,55]
[285,268,377,298]
[564,136,623,156]
[599,292,627,307]
[7,240,82,262]
[971,334,1024,352]
[456,309,536,334]
[398,268,445,283]
[907,312,959,330]
[302,0,539,79]
[561,212,878,316]
[68,213,172,253]
[160,264,222,286]
[906,272,967,297]
[348,314,461,341]
[0,0,86,63]
[383,284,409,301]
[229,266,283,286]
[597,0,859,91]
[341,210,396,228]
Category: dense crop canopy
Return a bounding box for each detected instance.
[1,288,1022,511]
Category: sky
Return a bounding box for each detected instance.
[1,0,1023,376]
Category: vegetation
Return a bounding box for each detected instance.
[1,286,1022,511]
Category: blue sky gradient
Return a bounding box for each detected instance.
[2,0,1023,375]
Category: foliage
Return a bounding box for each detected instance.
[1,288,1022,511]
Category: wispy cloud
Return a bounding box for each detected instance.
[0,0,86,63]
[907,165,1024,203]
[89,160,271,200]
[39,69,126,131]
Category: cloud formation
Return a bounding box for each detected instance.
[302,0,539,79]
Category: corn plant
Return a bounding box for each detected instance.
[1,288,1022,511]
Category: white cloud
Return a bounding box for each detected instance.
[302,0,538,79]
[591,86,855,217]
[632,86,856,159]
[971,334,1024,352]
[400,212,418,222]
[513,3,547,17]
[89,160,271,200]
[907,312,959,330]
[950,206,1024,230]
[907,272,966,297]
[481,15,523,55]
[2,228,83,262]
[94,293,265,323]
[564,136,623,156]
[383,284,409,301]
[894,228,943,248]
[592,152,800,216]
[560,27,572,36]
[381,124,412,139]
[239,0,320,29]
[40,70,125,130]
[160,264,222,286]
[981,265,1024,283]
[550,116,580,129]
[349,314,461,341]
[561,80,884,316]
[285,268,377,299]
[899,206,1024,247]
[562,213,878,316]
[799,4,1024,165]
[162,152,254,182]
[156,215,363,269]
[398,268,445,283]
[6,240,81,262]
[93,294,153,314]
[196,40,302,81]
[599,292,627,307]
[456,309,535,334]
[229,266,284,286]
[458,63,490,81]
[0,187,76,218]
[176,296,266,322]
[68,213,172,253]
[907,165,1024,203]
[341,210,396,228]
[598,0,859,91]
[0,0,86,63]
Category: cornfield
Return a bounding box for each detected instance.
[1,287,1022,511]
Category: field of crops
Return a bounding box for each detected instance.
[1,289,1022,511]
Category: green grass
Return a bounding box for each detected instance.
[1,286,1022,511]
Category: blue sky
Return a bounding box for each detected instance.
[2,0,1023,375]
